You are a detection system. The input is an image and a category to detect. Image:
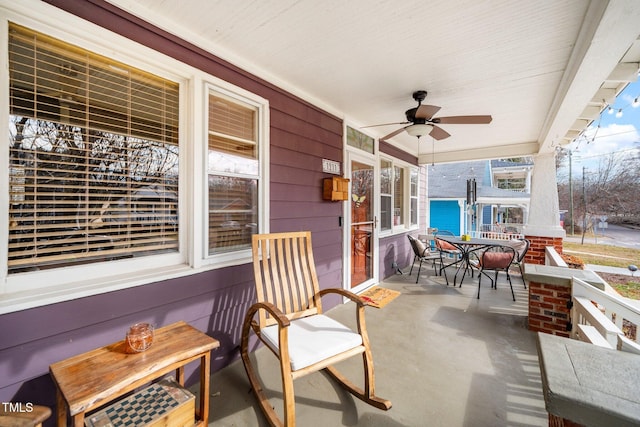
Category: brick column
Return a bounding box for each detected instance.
[524,235,563,265]
[522,153,569,338]
[524,236,570,337]
[549,414,584,427]
[527,281,571,338]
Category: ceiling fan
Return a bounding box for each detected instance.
[364,90,492,141]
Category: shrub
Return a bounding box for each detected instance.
[561,253,585,269]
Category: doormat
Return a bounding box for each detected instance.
[359,286,401,308]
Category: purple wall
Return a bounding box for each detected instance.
[377,141,421,277]
[2,2,424,421]
[379,233,412,279]
[1,0,344,421]
[376,146,423,281]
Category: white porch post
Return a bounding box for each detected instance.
[521,203,529,228]
[522,152,565,238]
[522,152,565,265]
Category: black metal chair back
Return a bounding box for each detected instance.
[476,245,517,301]
[407,235,439,283]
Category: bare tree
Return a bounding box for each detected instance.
[558,149,640,232]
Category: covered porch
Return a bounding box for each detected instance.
[202,246,640,426]
[2,1,640,425]
[205,271,544,426]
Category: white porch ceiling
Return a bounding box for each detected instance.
[107,0,640,164]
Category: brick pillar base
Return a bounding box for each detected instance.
[524,235,563,265]
[524,235,570,337]
[549,414,584,427]
[528,281,571,337]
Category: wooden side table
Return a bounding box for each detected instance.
[49,321,219,427]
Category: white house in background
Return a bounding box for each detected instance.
[428,159,532,236]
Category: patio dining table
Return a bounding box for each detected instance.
[437,236,518,286]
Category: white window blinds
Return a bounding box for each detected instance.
[207,93,259,254]
[8,23,180,273]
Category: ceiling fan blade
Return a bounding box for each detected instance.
[414,104,441,120]
[380,127,407,141]
[435,115,493,124]
[430,125,451,140]
[361,121,409,129]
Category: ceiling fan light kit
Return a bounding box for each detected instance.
[405,123,433,138]
[364,90,492,142]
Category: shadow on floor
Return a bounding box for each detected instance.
[199,268,547,426]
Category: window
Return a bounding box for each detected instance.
[206,90,262,256]
[380,159,392,231]
[7,23,180,274]
[496,177,526,190]
[410,168,419,226]
[379,158,418,233]
[346,125,374,154]
[394,166,405,227]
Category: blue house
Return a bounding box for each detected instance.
[428,160,532,236]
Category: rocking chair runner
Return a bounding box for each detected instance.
[241,231,391,426]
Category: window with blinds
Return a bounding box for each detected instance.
[207,92,259,254]
[7,23,180,273]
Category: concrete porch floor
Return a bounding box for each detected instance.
[201,267,547,426]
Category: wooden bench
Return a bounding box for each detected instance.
[0,404,51,427]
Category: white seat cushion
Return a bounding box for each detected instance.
[261,314,363,371]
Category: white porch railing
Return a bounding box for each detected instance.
[469,230,524,240]
[546,246,568,267]
[470,223,524,240]
[571,277,640,352]
[480,223,523,233]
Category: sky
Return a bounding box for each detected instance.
[565,78,640,175]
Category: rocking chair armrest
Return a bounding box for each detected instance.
[247,301,291,328]
[318,288,365,306]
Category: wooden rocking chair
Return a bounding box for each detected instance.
[241,231,392,426]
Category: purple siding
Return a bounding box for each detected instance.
[376,150,425,280]
[379,233,412,279]
[1,0,344,419]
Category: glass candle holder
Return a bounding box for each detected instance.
[126,322,154,352]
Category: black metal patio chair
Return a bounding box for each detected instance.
[407,235,440,283]
[472,244,517,301]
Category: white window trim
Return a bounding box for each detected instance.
[379,155,420,237]
[0,1,269,314]
[199,81,269,269]
[410,166,420,228]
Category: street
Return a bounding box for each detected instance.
[565,223,640,250]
